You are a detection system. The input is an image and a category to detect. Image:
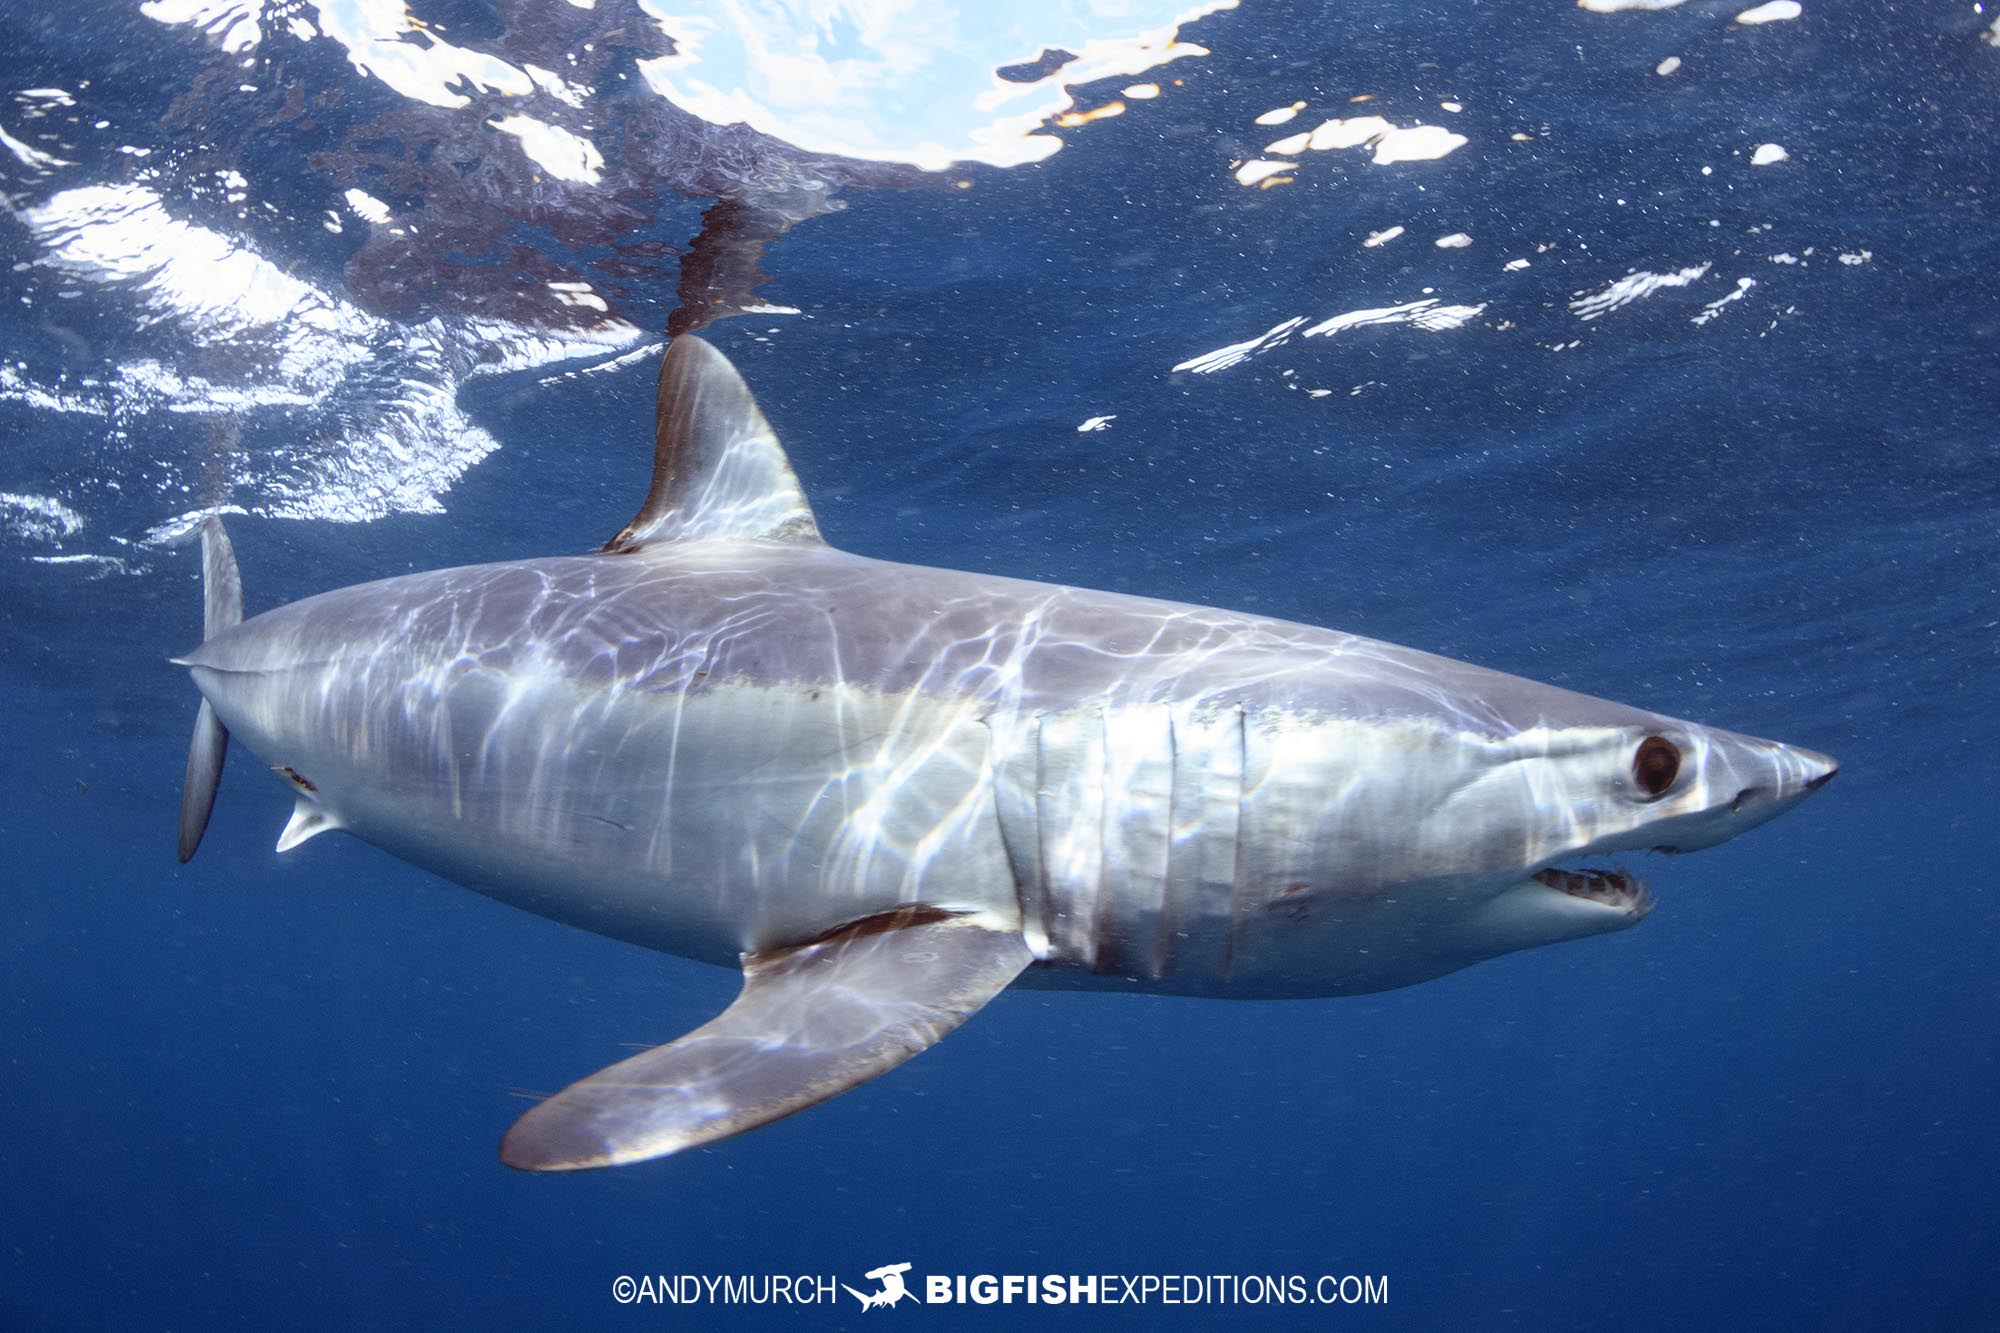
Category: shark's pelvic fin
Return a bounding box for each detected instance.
[275,798,341,853]
[177,516,243,863]
[500,906,1034,1171]
[601,334,823,553]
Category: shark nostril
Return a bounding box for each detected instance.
[1805,764,1839,791]
[1730,788,1762,813]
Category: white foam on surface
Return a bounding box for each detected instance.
[0,122,75,170]
[0,492,86,543]
[632,0,1238,170]
[1302,298,1485,338]
[1172,317,1307,374]
[1174,299,1483,373]
[30,553,137,577]
[1371,124,1467,164]
[10,183,641,545]
[343,187,390,224]
[0,365,110,416]
[1736,2,1802,24]
[143,1,545,109]
[86,0,1871,566]
[1258,115,1466,180]
[26,185,328,339]
[146,3,1241,172]
[1569,263,1713,321]
[318,3,533,108]
[140,0,264,53]
[1234,158,1295,186]
[524,63,592,110]
[1691,277,1756,325]
[489,114,605,184]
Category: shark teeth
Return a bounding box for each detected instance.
[1534,867,1650,911]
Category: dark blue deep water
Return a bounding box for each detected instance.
[2,2,1995,1328]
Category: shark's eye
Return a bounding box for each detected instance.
[1633,736,1681,798]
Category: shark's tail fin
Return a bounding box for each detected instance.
[177,516,243,863]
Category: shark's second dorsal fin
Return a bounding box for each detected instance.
[602,335,822,553]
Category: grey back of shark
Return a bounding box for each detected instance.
[175,336,1837,1170]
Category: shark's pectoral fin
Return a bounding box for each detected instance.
[500,906,1033,1171]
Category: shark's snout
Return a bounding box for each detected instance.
[1724,746,1836,813]
[1633,735,1837,860]
[1755,741,1840,811]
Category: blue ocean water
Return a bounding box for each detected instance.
[2,1,1995,1329]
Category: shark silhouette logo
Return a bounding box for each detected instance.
[843,1262,916,1310]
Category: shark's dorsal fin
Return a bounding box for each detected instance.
[602,335,822,553]
[499,907,1034,1170]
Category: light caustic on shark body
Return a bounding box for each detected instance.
[174,337,1837,1171]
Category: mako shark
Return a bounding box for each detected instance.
[175,335,1836,1170]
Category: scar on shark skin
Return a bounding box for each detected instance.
[274,765,317,793]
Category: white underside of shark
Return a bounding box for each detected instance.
[175,336,1836,1170]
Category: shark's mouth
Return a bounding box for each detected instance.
[1534,866,1650,911]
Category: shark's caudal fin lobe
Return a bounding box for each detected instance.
[500,907,1034,1171]
[177,516,244,863]
[176,701,227,863]
[601,334,822,553]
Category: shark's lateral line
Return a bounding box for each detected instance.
[175,336,1837,1170]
